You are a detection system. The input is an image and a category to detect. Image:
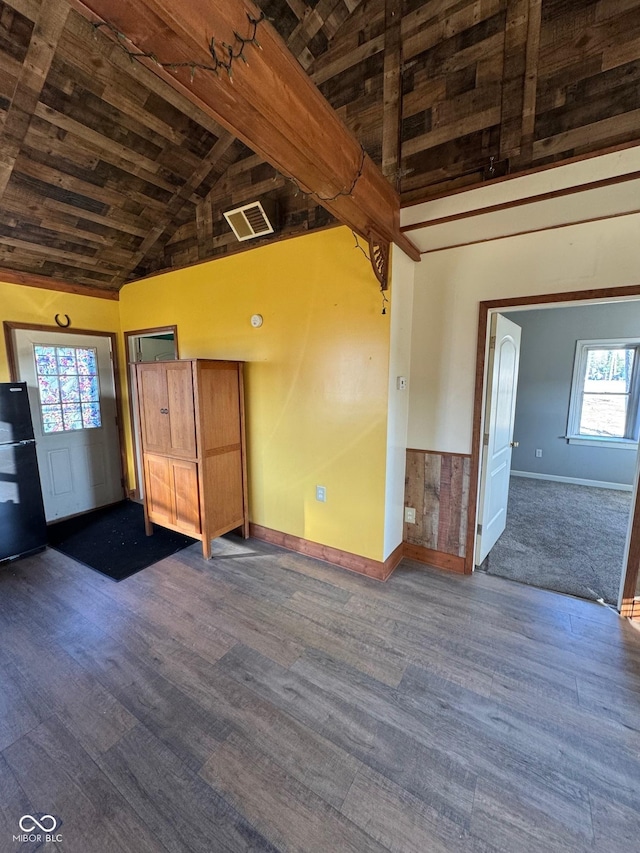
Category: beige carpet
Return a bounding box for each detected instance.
[479,476,632,604]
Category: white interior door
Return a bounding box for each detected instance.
[476,314,522,564]
[14,329,123,521]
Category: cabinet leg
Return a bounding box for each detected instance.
[202,536,212,560]
[143,504,153,536]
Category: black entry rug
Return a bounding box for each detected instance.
[47,500,196,581]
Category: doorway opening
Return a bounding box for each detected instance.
[473,294,640,613]
[124,326,178,500]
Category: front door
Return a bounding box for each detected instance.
[476,314,522,564]
[14,329,123,521]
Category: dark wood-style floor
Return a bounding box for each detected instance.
[1,537,639,852]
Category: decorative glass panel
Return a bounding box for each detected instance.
[60,374,80,402]
[76,348,97,375]
[34,346,58,375]
[37,375,60,405]
[62,403,82,430]
[78,375,99,402]
[33,344,102,433]
[41,405,64,434]
[57,348,77,374]
[82,403,101,429]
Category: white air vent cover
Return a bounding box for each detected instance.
[223,200,276,242]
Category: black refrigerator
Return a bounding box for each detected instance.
[0,382,47,563]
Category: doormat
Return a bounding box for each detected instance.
[47,500,196,581]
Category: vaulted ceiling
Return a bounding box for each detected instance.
[1,0,640,295]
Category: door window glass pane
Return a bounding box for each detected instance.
[34,345,102,433]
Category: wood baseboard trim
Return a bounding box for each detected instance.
[403,542,467,574]
[621,599,640,619]
[250,523,402,581]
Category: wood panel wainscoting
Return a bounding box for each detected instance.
[403,449,472,575]
[250,524,403,582]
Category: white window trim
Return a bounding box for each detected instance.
[567,337,640,449]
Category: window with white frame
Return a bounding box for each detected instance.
[567,338,640,447]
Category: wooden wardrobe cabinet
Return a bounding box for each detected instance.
[135,359,249,559]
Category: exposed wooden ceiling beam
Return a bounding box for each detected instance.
[0,266,119,299]
[67,0,420,262]
[0,0,70,202]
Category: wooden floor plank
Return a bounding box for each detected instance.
[4,716,168,853]
[56,624,230,772]
[341,764,500,853]
[0,661,53,752]
[200,732,389,853]
[0,752,33,849]
[471,776,594,853]
[97,723,279,853]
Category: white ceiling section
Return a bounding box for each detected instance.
[401,146,640,254]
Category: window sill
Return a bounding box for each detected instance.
[566,436,638,450]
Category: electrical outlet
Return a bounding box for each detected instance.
[535,448,542,458]
[404,506,416,524]
[316,485,327,502]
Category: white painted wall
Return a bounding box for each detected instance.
[383,246,416,558]
[408,212,640,455]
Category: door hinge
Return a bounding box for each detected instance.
[477,523,483,535]
[483,433,489,446]
[489,335,496,349]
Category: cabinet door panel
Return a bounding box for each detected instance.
[144,454,173,528]
[137,364,170,453]
[172,459,201,536]
[166,364,197,458]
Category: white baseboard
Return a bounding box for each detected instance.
[511,470,633,492]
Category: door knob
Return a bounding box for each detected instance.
[510,441,519,447]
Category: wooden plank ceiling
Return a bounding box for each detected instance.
[1,0,640,293]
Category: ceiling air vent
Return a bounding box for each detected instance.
[223,200,277,242]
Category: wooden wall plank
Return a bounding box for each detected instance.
[381,0,402,185]
[0,0,69,199]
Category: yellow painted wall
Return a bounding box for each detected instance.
[0,281,121,381]
[119,227,391,560]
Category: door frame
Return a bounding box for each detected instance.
[3,321,128,506]
[467,284,640,618]
[123,325,179,500]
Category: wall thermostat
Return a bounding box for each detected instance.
[250,314,263,328]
